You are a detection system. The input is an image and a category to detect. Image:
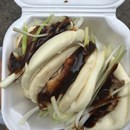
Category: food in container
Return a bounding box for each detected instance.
[1,0,130,130]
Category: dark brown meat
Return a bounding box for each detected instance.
[8,17,72,74]
[8,53,24,74]
[37,42,96,109]
[84,68,125,128]
[47,55,75,95]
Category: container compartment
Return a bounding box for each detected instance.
[2,15,130,130]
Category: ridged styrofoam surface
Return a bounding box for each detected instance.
[14,0,125,8]
[2,15,130,130]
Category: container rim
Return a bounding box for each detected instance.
[14,0,125,10]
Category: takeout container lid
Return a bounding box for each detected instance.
[14,0,125,12]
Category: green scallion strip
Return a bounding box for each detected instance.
[19,106,39,125]
[85,93,130,115]
[84,27,89,46]
[90,31,96,43]
[51,96,66,119]
[22,24,28,55]
[89,45,126,105]
[13,27,48,38]
[96,45,121,88]
[110,82,130,97]
[32,15,54,41]
[38,110,48,117]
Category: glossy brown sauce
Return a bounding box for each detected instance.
[8,17,71,74]
[37,42,96,109]
[84,64,125,128]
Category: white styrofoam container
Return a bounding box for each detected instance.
[1,0,130,130]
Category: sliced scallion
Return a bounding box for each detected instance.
[74,17,84,29]
[13,52,19,58]
[90,31,96,44]
[86,93,130,115]
[19,106,39,125]
[0,69,24,88]
[79,93,130,128]
[75,109,85,128]
[51,96,65,119]
[22,24,28,55]
[110,82,130,97]
[84,27,89,47]
[89,45,126,105]
[96,45,121,89]
[32,15,54,41]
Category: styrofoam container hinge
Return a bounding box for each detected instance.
[21,7,117,16]
[14,0,125,13]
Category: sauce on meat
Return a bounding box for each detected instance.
[37,42,96,109]
[8,17,72,74]
[84,64,125,128]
